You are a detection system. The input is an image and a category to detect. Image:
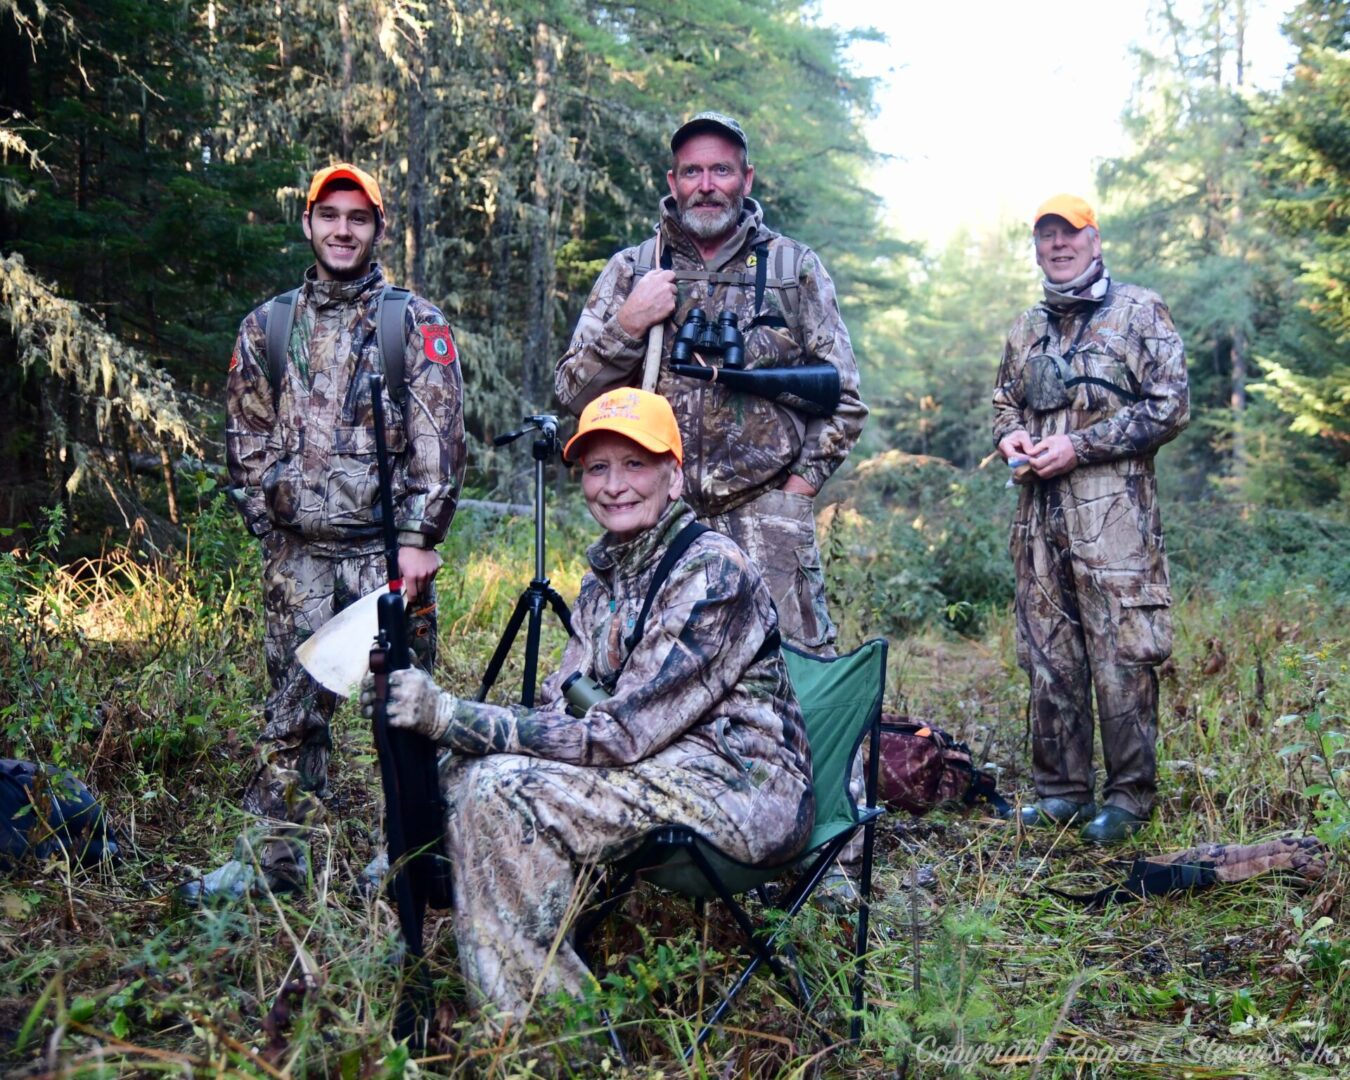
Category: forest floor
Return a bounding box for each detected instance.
[1,498,1347,1078]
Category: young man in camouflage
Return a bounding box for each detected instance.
[555,112,867,658]
[363,388,813,1019]
[200,164,466,900]
[993,194,1190,845]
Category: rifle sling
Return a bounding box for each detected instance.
[1045,859,1218,909]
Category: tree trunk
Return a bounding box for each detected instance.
[522,20,558,411]
[1230,327,1246,480]
[0,12,33,250]
[338,1,354,161]
[159,432,180,526]
[404,30,428,294]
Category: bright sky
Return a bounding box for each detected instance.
[817,0,1298,249]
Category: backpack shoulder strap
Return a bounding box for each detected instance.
[623,521,711,654]
[634,231,662,277]
[378,285,414,405]
[747,240,801,330]
[264,289,301,402]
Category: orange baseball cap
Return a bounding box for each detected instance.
[306,163,384,216]
[563,388,684,465]
[1034,193,1097,231]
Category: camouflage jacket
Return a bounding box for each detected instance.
[556,197,867,517]
[992,283,1190,468]
[432,501,815,863]
[225,264,466,556]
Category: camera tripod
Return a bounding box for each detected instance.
[474,415,574,706]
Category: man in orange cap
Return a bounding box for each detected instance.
[556,111,867,659]
[992,194,1190,844]
[360,387,813,1020]
[197,163,466,902]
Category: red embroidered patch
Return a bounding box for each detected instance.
[229,347,241,372]
[421,324,457,365]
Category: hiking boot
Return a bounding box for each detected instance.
[178,858,257,906]
[353,851,389,901]
[1005,797,1096,828]
[1080,805,1147,845]
[177,849,308,907]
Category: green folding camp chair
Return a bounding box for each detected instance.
[574,637,888,1057]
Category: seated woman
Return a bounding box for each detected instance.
[365,387,814,1021]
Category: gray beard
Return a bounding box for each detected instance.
[680,195,743,241]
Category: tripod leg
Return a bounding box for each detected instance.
[521,587,548,707]
[476,590,533,701]
[545,587,574,638]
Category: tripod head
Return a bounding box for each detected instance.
[495,414,560,460]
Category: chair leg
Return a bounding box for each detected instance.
[573,867,638,970]
[850,815,879,1041]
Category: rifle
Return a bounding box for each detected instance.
[367,373,452,1045]
[670,361,841,418]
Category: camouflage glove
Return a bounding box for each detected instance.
[358,668,456,744]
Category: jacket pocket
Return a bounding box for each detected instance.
[325,424,406,531]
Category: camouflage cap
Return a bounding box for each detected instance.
[671,111,749,157]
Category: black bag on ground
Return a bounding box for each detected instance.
[0,759,118,871]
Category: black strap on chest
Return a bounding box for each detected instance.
[1039,293,1142,405]
[604,520,781,691]
[264,285,413,406]
[624,521,711,654]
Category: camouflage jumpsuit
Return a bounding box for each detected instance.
[992,282,1189,817]
[416,501,813,1018]
[225,263,466,875]
[556,196,867,656]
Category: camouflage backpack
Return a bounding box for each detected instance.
[876,715,1010,817]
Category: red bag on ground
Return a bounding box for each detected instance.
[876,714,1009,816]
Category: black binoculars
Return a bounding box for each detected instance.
[670,307,746,368]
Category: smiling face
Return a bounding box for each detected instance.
[1034,214,1102,285]
[667,132,754,244]
[303,187,379,281]
[579,432,683,542]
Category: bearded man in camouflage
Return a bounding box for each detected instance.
[993,194,1189,845]
[364,388,813,1019]
[202,164,466,901]
[556,112,867,658]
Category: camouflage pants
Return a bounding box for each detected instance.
[241,532,436,878]
[439,751,809,1020]
[1011,472,1174,818]
[704,487,837,657]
